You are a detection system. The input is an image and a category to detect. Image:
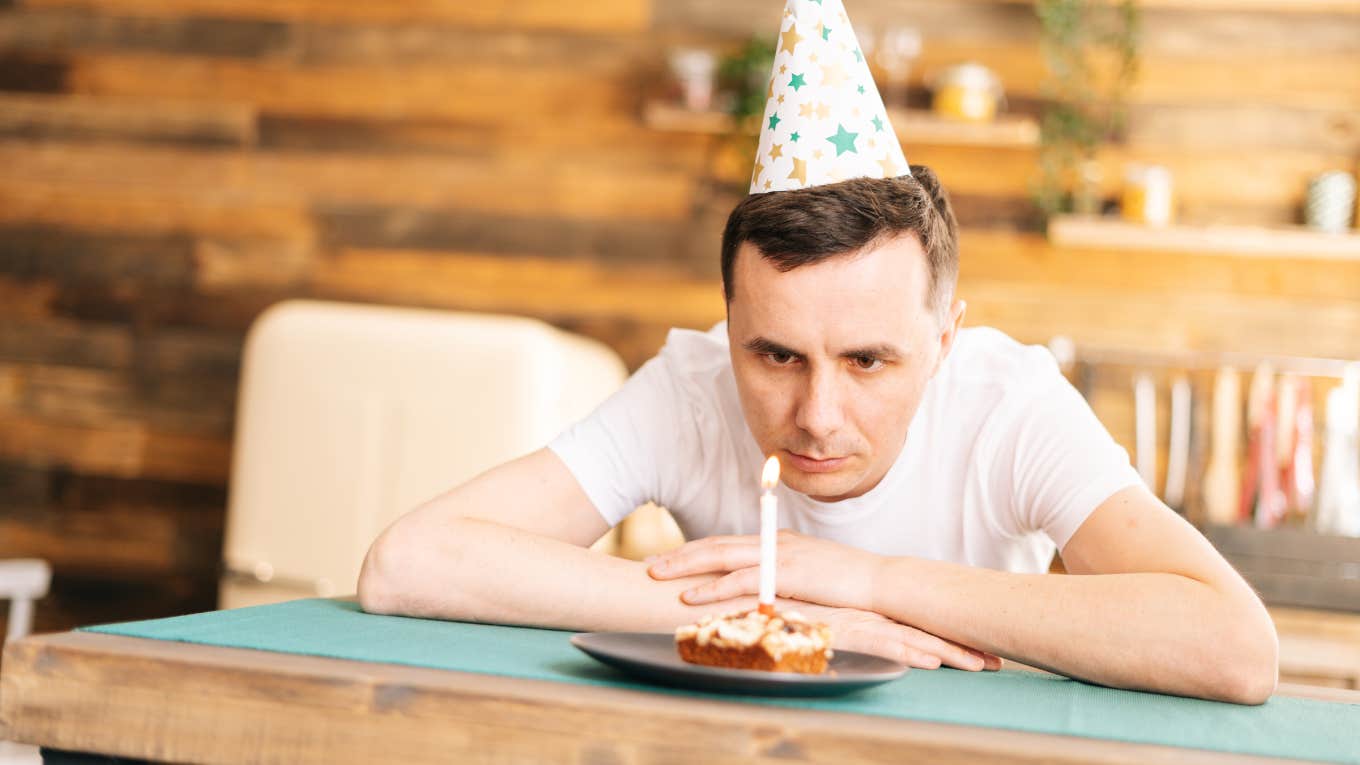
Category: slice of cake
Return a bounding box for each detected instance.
[674,608,832,674]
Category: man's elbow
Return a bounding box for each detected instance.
[357,524,414,616]
[1213,617,1279,705]
[357,538,393,615]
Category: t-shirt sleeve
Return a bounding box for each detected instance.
[996,358,1145,551]
[546,347,709,528]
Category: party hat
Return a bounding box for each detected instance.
[751,0,910,194]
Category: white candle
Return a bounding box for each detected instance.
[759,456,780,613]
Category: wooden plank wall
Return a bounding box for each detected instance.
[0,0,1358,637]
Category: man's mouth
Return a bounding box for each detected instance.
[784,451,850,473]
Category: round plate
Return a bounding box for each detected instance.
[570,632,908,697]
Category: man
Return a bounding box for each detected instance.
[358,0,1278,704]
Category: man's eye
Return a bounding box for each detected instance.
[852,356,884,371]
[766,352,796,365]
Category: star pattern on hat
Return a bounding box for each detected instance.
[827,124,858,156]
[751,0,910,194]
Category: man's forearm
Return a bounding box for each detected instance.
[359,516,720,633]
[872,558,1278,704]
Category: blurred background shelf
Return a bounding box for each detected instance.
[643,101,1040,148]
[641,101,739,136]
[1204,525,1360,614]
[1048,215,1360,260]
[981,0,1360,12]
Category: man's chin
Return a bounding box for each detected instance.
[782,469,865,503]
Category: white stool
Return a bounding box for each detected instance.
[0,559,48,765]
[0,559,49,645]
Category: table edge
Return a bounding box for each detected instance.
[2,630,1349,765]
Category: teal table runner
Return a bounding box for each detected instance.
[83,598,1359,764]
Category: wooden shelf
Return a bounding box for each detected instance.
[641,101,738,136]
[643,101,1039,149]
[979,0,1360,14]
[888,108,1039,149]
[1048,215,1360,260]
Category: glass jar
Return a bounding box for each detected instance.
[930,63,1003,123]
[1304,170,1356,234]
[1121,164,1175,227]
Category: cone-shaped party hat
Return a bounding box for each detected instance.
[750,0,910,194]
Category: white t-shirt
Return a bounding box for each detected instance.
[549,323,1142,574]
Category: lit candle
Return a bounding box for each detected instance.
[759,455,780,616]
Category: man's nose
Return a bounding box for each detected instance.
[793,366,845,441]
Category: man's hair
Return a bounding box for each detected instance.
[720,165,959,322]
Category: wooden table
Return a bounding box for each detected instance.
[3,630,1357,765]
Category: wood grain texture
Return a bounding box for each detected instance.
[23,0,651,31]
[0,92,256,146]
[962,229,1360,302]
[64,53,635,122]
[0,50,68,92]
[0,412,231,483]
[963,281,1360,361]
[0,358,235,431]
[2,630,1347,765]
[980,0,1360,15]
[0,140,699,221]
[1048,216,1360,260]
[0,7,291,58]
[311,248,726,331]
[0,179,313,238]
[0,577,215,652]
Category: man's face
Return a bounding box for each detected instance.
[727,234,965,502]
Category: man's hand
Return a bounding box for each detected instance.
[786,604,1001,671]
[647,529,1000,671]
[647,529,881,611]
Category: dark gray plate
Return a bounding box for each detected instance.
[570,632,909,697]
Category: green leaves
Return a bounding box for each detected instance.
[1034,0,1141,218]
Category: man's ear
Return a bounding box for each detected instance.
[930,298,967,377]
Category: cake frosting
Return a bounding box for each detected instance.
[674,608,832,672]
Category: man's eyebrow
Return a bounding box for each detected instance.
[839,344,904,360]
[742,337,904,360]
[743,336,803,357]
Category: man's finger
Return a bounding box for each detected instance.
[658,535,755,560]
[956,643,1005,672]
[681,567,758,604]
[892,624,986,671]
[836,623,941,669]
[649,540,758,579]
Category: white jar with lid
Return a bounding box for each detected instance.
[1305,171,1356,234]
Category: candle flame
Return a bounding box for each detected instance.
[761,455,780,491]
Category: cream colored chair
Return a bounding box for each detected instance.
[219,300,634,609]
